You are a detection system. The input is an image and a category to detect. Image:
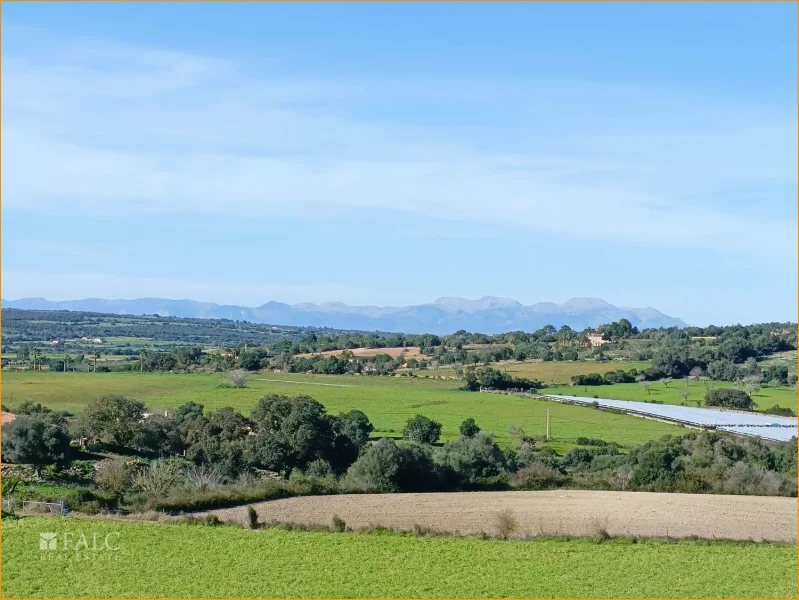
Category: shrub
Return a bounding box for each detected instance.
[765,405,796,417]
[16,483,117,513]
[402,415,442,444]
[510,463,565,490]
[572,373,605,386]
[412,523,432,537]
[94,459,133,495]
[182,514,223,526]
[459,418,481,438]
[300,459,334,478]
[493,509,518,540]
[575,437,608,447]
[344,438,448,492]
[148,480,297,513]
[433,432,505,484]
[561,446,617,469]
[705,388,753,410]
[330,514,346,532]
[204,514,223,526]
[723,462,783,496]
[591,516,611,541]
[246,505,259,529]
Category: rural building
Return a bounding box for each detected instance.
[586,333,609,347]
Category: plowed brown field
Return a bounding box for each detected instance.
[204,490,797,542]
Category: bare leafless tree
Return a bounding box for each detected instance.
[134,459,183,497]
[608,466,634,491]
[225,369,248,388]
[688,366,704,385]
[184,464,222,492]
[742,374,763,397]
[507,424,533,446]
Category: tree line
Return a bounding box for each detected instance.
[2,394,796,517]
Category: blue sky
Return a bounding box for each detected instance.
[2,3,796,326]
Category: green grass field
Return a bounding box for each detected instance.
[760,350,798,376]
[544,380,798,411]
[2,518,795,598]
[2,371,678,450]
[504,360,651,383]
[406,360,650,384]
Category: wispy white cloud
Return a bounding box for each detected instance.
[3,33,796,259]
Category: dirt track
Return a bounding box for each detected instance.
[204,490,798,542]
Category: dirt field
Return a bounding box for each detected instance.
[1,411,16,424]
[294,346,422,359]
[204,490,798,542]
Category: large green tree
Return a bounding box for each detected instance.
[249,394,333,476]
[69,395,147,449]
[2,415,71,476]
[402,414,442,444]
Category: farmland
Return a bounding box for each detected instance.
[544,381,797,411]
[3,517,796,598]
[0,371,678,449]
[205,490,798,542]
[759,350,798,376]
[406,359,651,384]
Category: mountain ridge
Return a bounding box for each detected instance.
[2,295,688,334]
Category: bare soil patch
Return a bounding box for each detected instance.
[295,346,421,359]
[205,490,797,542]
[2,411,16,424]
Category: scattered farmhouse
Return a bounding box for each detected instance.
[586,332,609,347]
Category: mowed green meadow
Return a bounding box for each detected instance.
[505,360,651,383]
[408,360,651,384]
[1,371,678,448]
[544,381,798,411]
[2,518,796,598]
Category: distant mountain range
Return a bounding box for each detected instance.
[2,296,688,334]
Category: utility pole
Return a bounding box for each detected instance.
[546,408,551,441]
